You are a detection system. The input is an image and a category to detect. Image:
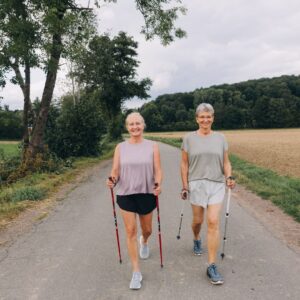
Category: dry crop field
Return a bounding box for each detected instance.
[144,128,300,178]
[0,141,19,144]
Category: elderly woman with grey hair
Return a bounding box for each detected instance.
[180,103,235,285]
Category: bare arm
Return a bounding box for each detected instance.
[181,150,189,190]
[153,143,162,195]
[223,150,235,188]
[106,144,120,188]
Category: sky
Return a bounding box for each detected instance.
[1,0,300,110]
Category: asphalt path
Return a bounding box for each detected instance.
[0,142,299,300]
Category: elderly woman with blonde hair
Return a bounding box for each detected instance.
[107,112,162,290]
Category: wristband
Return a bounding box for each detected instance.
[226,176,235,180]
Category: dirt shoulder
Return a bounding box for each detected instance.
[0,160,110,250]
[233,184,300,255]
[1,162,299,256]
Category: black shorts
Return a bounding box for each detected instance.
[116,193,157,215]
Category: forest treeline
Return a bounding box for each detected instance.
[0,105,23,139]
[139,75,300,131]
[2,74,300,140]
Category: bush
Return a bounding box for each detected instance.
[0,150,21,183]
[0,147,71,184]
[0,106,23,139]
[11,186,46,202]
[45,94,106,158]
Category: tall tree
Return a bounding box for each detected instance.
[0,0,186,166]
[0,0,40,147]
[77,32,152,140]
[0,0,95,164]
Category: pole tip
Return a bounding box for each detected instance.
[176,235,180,240]
[161,264,164,268]
[220,253,225,260]
[120,260,122,264]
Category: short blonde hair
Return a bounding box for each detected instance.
[125,112,146,126]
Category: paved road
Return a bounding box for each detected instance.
[0,143,299,300]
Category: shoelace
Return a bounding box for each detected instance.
[133,273,141,280]
[209,265,220,277]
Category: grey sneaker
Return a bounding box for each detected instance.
[139,235,150,259]
[129,272,143,290]
[193,239,203,255]
[207,263,224,285]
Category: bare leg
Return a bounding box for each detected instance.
[120,209,139,272]
[206,203,222,264]
[139,212,153,244]
[191,204,204,240]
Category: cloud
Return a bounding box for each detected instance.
[2,0,300,109]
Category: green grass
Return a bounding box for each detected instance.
[148,136,300,223]
[0,143,20,158]
[0,143,116,225]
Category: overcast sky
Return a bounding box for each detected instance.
[1,0,300,110]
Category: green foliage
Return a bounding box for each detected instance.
[139,75,300,131]
[0,105,23,139]
[99,0,187,45]
[1,0,186,159]
[74,32,152,140]
[11,186,46,202]
[134,0,187,45]
[230,154,300,222]
[44,93,106,158]
[0,153,21,183]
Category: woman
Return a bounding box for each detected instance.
[106,112,162,290]
[180,103,235,285]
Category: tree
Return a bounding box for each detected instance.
[76,32,152,140]
[1,0,186,166]
[44,93,106,158]
[161,104,176,122]
[0,0,96,164]
[268,98,288,128]
[141,102,163,131]
[0,105,23,139]
[0,0,40,146]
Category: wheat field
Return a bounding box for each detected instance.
[144,128,300,178]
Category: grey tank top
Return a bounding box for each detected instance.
[116,139,155,195]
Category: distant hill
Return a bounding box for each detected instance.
[138,75,300,131]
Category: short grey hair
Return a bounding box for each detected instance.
[195,103,214,116]
[125,112,146,126]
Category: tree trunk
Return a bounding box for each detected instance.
[108,110,123,141]
[27,32,63,158]
[23,61,31,150]
[11,59,32,151]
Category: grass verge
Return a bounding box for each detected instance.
[147,136,300,223]
[0,143,116,226]
[0,143,20,158]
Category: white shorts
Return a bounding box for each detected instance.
[189,179,225,208]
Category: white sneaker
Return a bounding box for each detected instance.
[139,235,150,259]
[129,271,143,289]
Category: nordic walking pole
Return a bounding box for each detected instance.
[221,188,232,260]
[177,189,188,239]
[108,177,122,264]
[155,183,163,268]
[176,199,186,240]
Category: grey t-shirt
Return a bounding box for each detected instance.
[181,131,228,183]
